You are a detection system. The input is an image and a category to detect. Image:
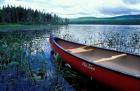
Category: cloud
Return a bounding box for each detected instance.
[99,6,140,16]
[0,0,140,18]
[122,0,140,4]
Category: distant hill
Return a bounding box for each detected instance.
[69,14,140,25]
[112,14,140,19]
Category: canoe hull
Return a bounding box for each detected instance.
[50,36,140,91]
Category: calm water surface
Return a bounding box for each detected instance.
[0,24,140,91]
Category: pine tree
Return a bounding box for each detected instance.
[0,5,69,24]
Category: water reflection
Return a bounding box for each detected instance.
[0,26,75,91]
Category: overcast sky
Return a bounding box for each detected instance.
[0,0,140,18]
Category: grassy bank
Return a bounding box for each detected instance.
[0,24,51,32]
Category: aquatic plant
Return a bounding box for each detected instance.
[61,31,140,55]
[0,31,50,90]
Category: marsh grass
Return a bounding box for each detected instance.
[61,31,140,55]
[0,30,73,91]
[0,31,51,90]
[0,25,51,32]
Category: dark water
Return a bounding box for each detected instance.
[0,24,140,91]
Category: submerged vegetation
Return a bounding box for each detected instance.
[0,5,68,25]
[0,32,46,79]
[0,31,68,90]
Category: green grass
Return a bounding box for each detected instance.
[0,24,50,32]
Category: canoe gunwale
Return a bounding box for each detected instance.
[50,36,140,80]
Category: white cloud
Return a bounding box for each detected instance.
[0,0,140,18]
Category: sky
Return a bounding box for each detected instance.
[0,0,140,18]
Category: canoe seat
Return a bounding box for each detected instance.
[68,46,94,53]
[95,54,127,63]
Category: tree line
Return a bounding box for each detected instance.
[0,5,69,24]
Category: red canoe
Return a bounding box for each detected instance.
[50,36,140,91]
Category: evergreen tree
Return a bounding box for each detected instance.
[0,5,69,24]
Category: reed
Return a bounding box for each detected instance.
[61,31,140,55]
[0,32,49,87]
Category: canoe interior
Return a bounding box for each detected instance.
[56,39,140,77]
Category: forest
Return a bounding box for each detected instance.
[69,15,140,25]
[0,5,69,25]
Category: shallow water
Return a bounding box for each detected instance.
[0,24,140,91]
[0,29,75,91]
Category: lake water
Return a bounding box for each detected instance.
[54,25,140,55]
[0,24,140,91]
